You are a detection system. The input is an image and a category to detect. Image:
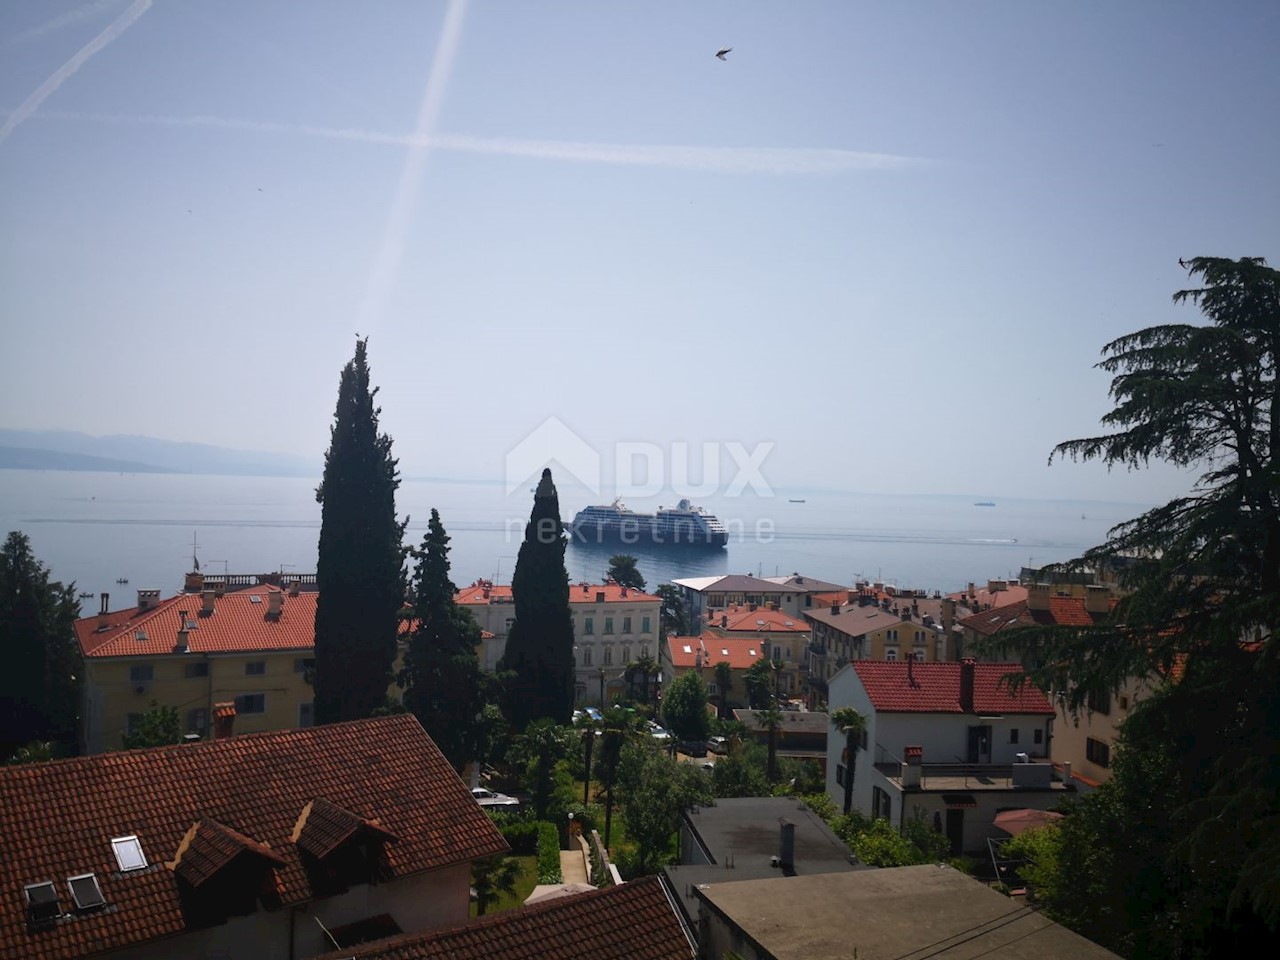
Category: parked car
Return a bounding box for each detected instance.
[676,740,708,757]
[708,736,729,755]
[471,787,520,808]
[649,722,672,741]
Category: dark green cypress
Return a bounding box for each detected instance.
[500,468,575,729]
[313,339,405,724]
[401,509,490,772]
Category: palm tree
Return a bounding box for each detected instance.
[831,706,868,815]
[757,706,784,782]
[472,853,522,916]
[714,661,732,719]
[576,713,597,805]
[635,652,657,705]
[515,719,568,821]
[599,706,643,848]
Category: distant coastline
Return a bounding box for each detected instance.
[0,446,177,474]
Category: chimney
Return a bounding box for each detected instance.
[184,570,204,593]
[596,591,606,604]
[1084,584,1110,614]
[967,582,976,599]
[846,590,856,604]
[749,602,757,612]
[721,614,729,628]
[267,591,283,617]
[940,598,955,631]
[97,592,111,630]
[482,585,491,599]
[901,745,923,788]
[621,586,628,598]
[201,589,216,616]
[288,579,301,597]
[174,610,190,653]
[987,579,1003,594]
[1028,583,1051,612]
[906,651,916,686]
[873,582,883,593]
[213,701,236,740]
[960,658,976,712]
[137,589,161,612]
[778,819,796,871]
[830,603,840,615]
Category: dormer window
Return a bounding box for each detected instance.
[111,835,147,872]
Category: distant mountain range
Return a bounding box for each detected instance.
[0,430,318,478]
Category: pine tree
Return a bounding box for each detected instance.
[313,339,406,724]
[401,509,491,772]
[0,531,81,760]
[499,468,575,729]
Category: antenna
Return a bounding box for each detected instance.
[191,531,200,572]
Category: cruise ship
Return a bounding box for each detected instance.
[569,499,728,547]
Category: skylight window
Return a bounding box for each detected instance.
[721,649,729,656]
[133,630,147,641]
[682,645,692,654]
[111,835,147,872]
[24,882,60,924]
[68,873,106,912]
[250,594,262,604]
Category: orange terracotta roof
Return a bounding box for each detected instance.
[713,606,810,633]
[75,590,316,658]
[852,661,1054,715]
[946,582,1029,609]
[958,597,1114,636]
[311,875,693,960]
[170,817,288,888]
[567,581,660,604]
[0,715,507,960]
[453,581,514,605]
[668,635,765,670]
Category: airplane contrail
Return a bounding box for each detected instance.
[1,0,123,50]
[30,109,927,174]
[0,0,152,148]
[357,0,469,336]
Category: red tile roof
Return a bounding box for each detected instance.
[852,661,1053,715]
[668,635,765,670]
[958,597,1114,636]
[75,590,317,658]
[713,606,810,633]
[567,582,660,604]
[946,582,1029,609]
[0,715,507,960]
[454,581,514,605]
[311,875,693,960]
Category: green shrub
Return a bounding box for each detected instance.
[500,820,541,856]
[536,821,562,884]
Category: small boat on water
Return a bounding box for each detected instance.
[974,501,996,507]
[789,499,806,503]
[78,591,95,599]
[116,577,129,584]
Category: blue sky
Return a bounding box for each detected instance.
[2,0,1277,503]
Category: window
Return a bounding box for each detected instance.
[1119,695,1129,710]
[914,630,925,644]
[187,708,208,733]
[1086,737,1111,768]
[1009,728,1020,744]
[621,646,631,663]
[622,616,632,633]
[235,693,266,715]
[773,647,783,663]
[185,662,209,679]
[641,615,651,633]
[1034,728,1043,745]
[708,683,718,695]
[583,617,594,635]
[294,657,314,674]
[887,629,898,642]
[1087,687,1111,715]
[641,644,649,658]
[582,647,592,667]
[604,617,614,634]
[67,873,106,912]
[872,787,892,820]
[111,835,147,871]
[129,664,153,684]
[245,661,266,676]
[885,649,898,661]
[125,713,144,737]
[603,647,613,666]
[299,701,314,727]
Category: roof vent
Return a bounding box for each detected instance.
[67,873,106,912]
[133,630,147,642]
[249,595,262,604]
[24,881,60,926]
[111,835,147,872]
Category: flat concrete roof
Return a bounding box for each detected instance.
[693,864,1121,960]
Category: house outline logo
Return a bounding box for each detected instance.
[504,417,600,495]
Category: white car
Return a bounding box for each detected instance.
[471,787,520,808]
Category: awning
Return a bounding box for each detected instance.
[942,793,977,808]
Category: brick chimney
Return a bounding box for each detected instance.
[902,745,923,788]
[960,658,976,712]
[184,570,204,593]
[174,611,190,653]
[201,589,216,616]
[213,702,236,740]
[1028,583,1051,612]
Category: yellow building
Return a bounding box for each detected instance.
[76,584,318,754]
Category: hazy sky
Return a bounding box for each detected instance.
[2,1,1277,503]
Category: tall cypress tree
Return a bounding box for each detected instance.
[0,531,81,760]
[401,509,490,772]
[499,468,575,729]
[313,339,405,724]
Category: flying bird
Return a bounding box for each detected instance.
[716,47,732,60]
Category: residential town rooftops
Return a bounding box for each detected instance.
[690,863,1121,960]
[947,579,1030,610]
[668,635,766,670]
[958,595,1114,637]
[0,715,507,960]
[712,605,810,633]
[733,709,830,736]
[802,602,904,634]
[75,588,316,658]
[453,580,658,606]
[761,574,847,592]
[310,875,693,960]
[671,574,811,593]
[852,660,1054,715]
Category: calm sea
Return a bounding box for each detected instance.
[0,469,1152,607]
